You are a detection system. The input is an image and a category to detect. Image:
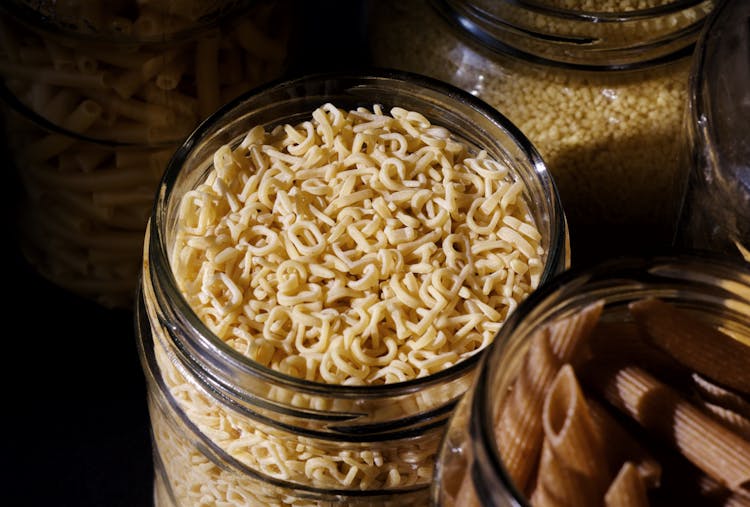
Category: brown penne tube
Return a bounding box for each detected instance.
[604,462,649,507]
[496,301,606,495]
[531,438,599,507]
[543,365,609,481]
[699,474,750,507]
[590,362,750,492]
[629,297,750,395]
[453,469,482,507]
[588,320,690,387]
[547,300,604,363]
[495,327,559,494]
[588,398,662,489]
[698,401,750,440]
[691,373,750,420]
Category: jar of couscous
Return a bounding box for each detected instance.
[0,0,293,308]
[135,70,569,505]
[433,253,750,506]
[367,0,716,266]
[674,0,750,263]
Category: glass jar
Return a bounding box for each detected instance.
[136,70,569,505]
[433,253,750,506]
[674,0,750,263]
[367,0,715,266]
[0,0,293,308]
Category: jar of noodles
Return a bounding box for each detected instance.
[366,0,716,266]
[136,70,569,505]
[0,0,293,308]
[433,253,750,506]
[674,0,750,263]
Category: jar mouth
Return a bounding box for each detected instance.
[471,252,750,506]
[149,68,568,397]
[434,0,714,70]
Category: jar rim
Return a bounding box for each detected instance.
[148,68,569,397]
[496,0,709,21]
[469,251,750,506]
[432,0,713,70]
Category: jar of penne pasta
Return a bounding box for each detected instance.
[0,0,293,308]
[366,0,716,266]
[135,70,569,506]
[674,0,750,263]
[434,253,750,506]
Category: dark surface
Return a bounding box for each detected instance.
[5,153,154,506]
[3,2,370,506]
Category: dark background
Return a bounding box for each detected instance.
[4,2,369,506]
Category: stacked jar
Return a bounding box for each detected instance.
[367,0,715,266]
[0,0,293,308]
[433,253,750,505]
[674,0,750,263]
[136,71,569,505]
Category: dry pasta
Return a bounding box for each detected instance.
[172,103,545,385]
[493,301,601,494]
[0,0,291,308]
[604,462,650,507]
[148,102,549,501]
[485,296,750,506]
[592,363,750,492]
[629,298,750,395]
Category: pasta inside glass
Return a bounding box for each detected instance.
[138,70,569,504]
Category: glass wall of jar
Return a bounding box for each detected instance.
[367,0,716,266]
[674,0,750,263]
[433,253,750,506]
[0,0,293,308]
[136,70,569,505]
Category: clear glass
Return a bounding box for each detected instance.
[136,70,570,505]
[433,253,750,506]
[367,0,715,266]
[0,0,293,307]
[674,0,750,263]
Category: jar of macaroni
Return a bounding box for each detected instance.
[136,70,569,505]
[0,0,292,308]
[367,0,715,266]
[674,0,750,263]
[433,253,750,506]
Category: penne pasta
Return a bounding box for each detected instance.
[452,470,482,507]
[495,327,560,494]
[629,298,750,395]
[83,89,176,127]
[588,398,662,489]
[588,320,690,388]
[26,100,103,161]
[547,300,604,363]
[0,60,108,89]
[691,373,750,420]
[531,438,599,507]
[590,362,750,492]
[542,365,609,481]
[604,462,650,507]
[697,401,750,440]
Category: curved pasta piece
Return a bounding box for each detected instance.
[629,298,750,395]
[604,462,650,507]
[495,327,559,493]
[591,363,750,492]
